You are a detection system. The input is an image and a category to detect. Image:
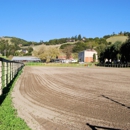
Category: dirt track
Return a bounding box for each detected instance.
[12,66,130,130]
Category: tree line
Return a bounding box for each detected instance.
[98,35,130,63]
[40,34,83,45]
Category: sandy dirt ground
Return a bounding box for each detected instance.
[12,66,130,130]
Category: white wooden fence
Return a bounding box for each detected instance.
[0,58,24,95]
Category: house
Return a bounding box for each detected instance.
[22,49,28,54]
[78,49,98,62]
[66,39,75,42]
[12,56,41,62]
[16,49,28,54]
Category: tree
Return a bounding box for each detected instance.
[97,41,123,63]
[63,45,73,59]
[109,41,122,61]
[78,34,82,40]
[103,35,111,39]
[93,53,96,62]
[117,53,121,61]
[120,39,130,62]
[34,45,59,62]
[28,47,33,54]
[73,42,88,53]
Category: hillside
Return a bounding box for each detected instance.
[0,35,129,49]
[32,41,76,51]
[106,35,128,44]
[0,37,12,44]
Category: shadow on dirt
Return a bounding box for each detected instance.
[102,95,130,109]
[86,123,121,130]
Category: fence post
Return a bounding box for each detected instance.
[0,58,24,96]
[9,62,11,82]
[10,62,13,81]
[0,61,2,95]
[14,63,16,76]
[7,62,9,84]
[4,62,7,87]
[12,62,14,79]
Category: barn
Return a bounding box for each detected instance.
[12,56,41,62]
[78,49,98,62]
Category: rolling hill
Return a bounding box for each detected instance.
[0,35,129,51]
[32,41,76,51]
[106,35,128,44]
[0,37,12,44]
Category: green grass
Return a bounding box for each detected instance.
[25,62,96,67]
[0,70,31,130]
[26,62,83,67]
[106,35,128,44]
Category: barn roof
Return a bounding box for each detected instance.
[12,56,41,61]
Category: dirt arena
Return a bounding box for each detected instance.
[12,66,130,130]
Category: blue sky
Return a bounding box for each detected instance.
[0,0,130,42]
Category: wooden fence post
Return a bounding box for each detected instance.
[0,61,2,95]
[12,62,14,79]
[11,62,13,81]
[4,62,7,87]
[7,62,8,84]
[0,58,24,96]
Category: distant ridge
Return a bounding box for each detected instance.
[0,35,129,48]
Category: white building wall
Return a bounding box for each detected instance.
[78,50,98,62]
[84,51,96,57]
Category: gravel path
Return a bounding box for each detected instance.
[12,66,130,130]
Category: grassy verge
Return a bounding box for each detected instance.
[25,62,97,67]
[0,70,31,130]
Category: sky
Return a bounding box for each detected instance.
[0,0,130,42]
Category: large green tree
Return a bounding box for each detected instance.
[63,45,73,59]
[34,45,59,62]
[78,34,82,40]
[73,42,88,53]
[120,38,130,62]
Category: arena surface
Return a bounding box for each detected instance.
[12,66,130,130]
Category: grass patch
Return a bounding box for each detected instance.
[106,35,128,44]
[25,62,84,67]
[25,62,97,67]
[0,70,31,130]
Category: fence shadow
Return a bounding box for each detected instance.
[102,95,130,109]
[0,73,18,105]
[86,123,121,130]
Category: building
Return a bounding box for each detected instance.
[12,56,41,62]
[78,49,98,62]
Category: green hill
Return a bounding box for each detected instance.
[32,41,76,51]
[106,35,128,44]
[0,37,12,44]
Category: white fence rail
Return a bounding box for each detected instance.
[0,58,24,95]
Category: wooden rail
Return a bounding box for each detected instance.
[0,58,24,95]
